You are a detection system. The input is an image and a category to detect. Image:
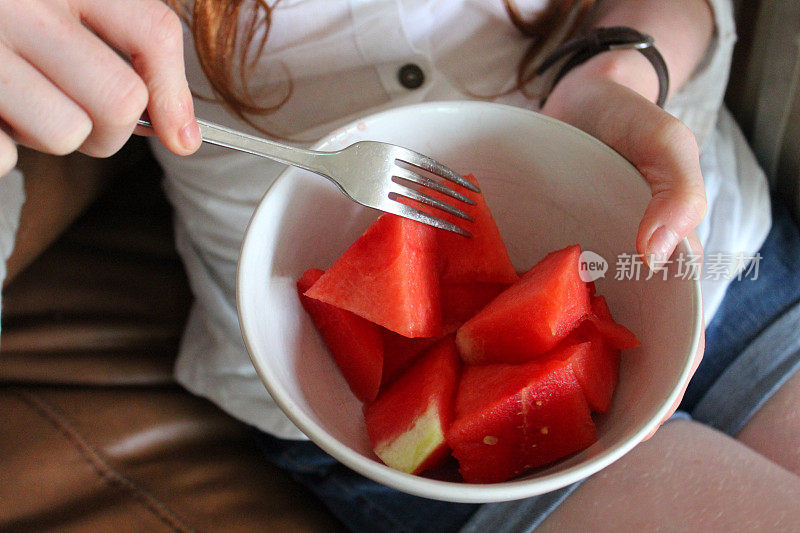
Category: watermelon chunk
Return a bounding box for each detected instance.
[589,296,640,350]
[440,282,509,333]
[380,329,440,387]
[380,281,509,388]
[297,268,383,402]
[305,214,442,338]
[447,357,597,483]
[435,174,519,285]
[398,173,518,284]
[548,335,619,413]
[364,337,461,475]
[455,244,591,365]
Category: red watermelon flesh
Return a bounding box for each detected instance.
[440,282,509,333]
[447,357,597,483]
[380,329,441,387]
[455,244,591,365]
[297,268,383,402]
[586,280,597,297]
[398,173,518,285]
[364,337,461,475]
[304,214,442,338]
[589,295,640,350]
[435,174,519,285]
[590,294,613,320]
[548,334,619,414]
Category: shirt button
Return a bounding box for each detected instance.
[398,63,425,89]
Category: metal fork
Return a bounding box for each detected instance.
[137,118,479,236]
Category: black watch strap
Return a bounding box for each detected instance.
[537,26,670,108]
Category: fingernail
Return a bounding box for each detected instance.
[179,120,201,152]
[646,226,678,269]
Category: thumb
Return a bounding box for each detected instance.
[637,181,706,268]
[633,119,707,267]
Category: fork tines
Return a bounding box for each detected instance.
[384,197,472,237]
[386,150,482,237]
[395,148,481,194]
[391,167,475,207]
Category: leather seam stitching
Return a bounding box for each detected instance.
[11,389,196,533]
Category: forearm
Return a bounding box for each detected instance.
[546,0,714,113]
[542,0,716,165]
[590,0,714,97]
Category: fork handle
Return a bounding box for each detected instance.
[137,118,331,175]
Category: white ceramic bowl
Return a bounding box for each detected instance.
[237,101,702,503]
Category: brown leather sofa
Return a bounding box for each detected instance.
[1,2,798,530]
[0,141,344,532]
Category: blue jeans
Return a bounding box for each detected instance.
[255,433,479,533]
[681,198,800,411]
[254,197,800,533]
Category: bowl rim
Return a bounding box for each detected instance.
[236,100,703,503]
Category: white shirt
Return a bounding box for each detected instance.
[0,0,770,439]
[0,170,24,290]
